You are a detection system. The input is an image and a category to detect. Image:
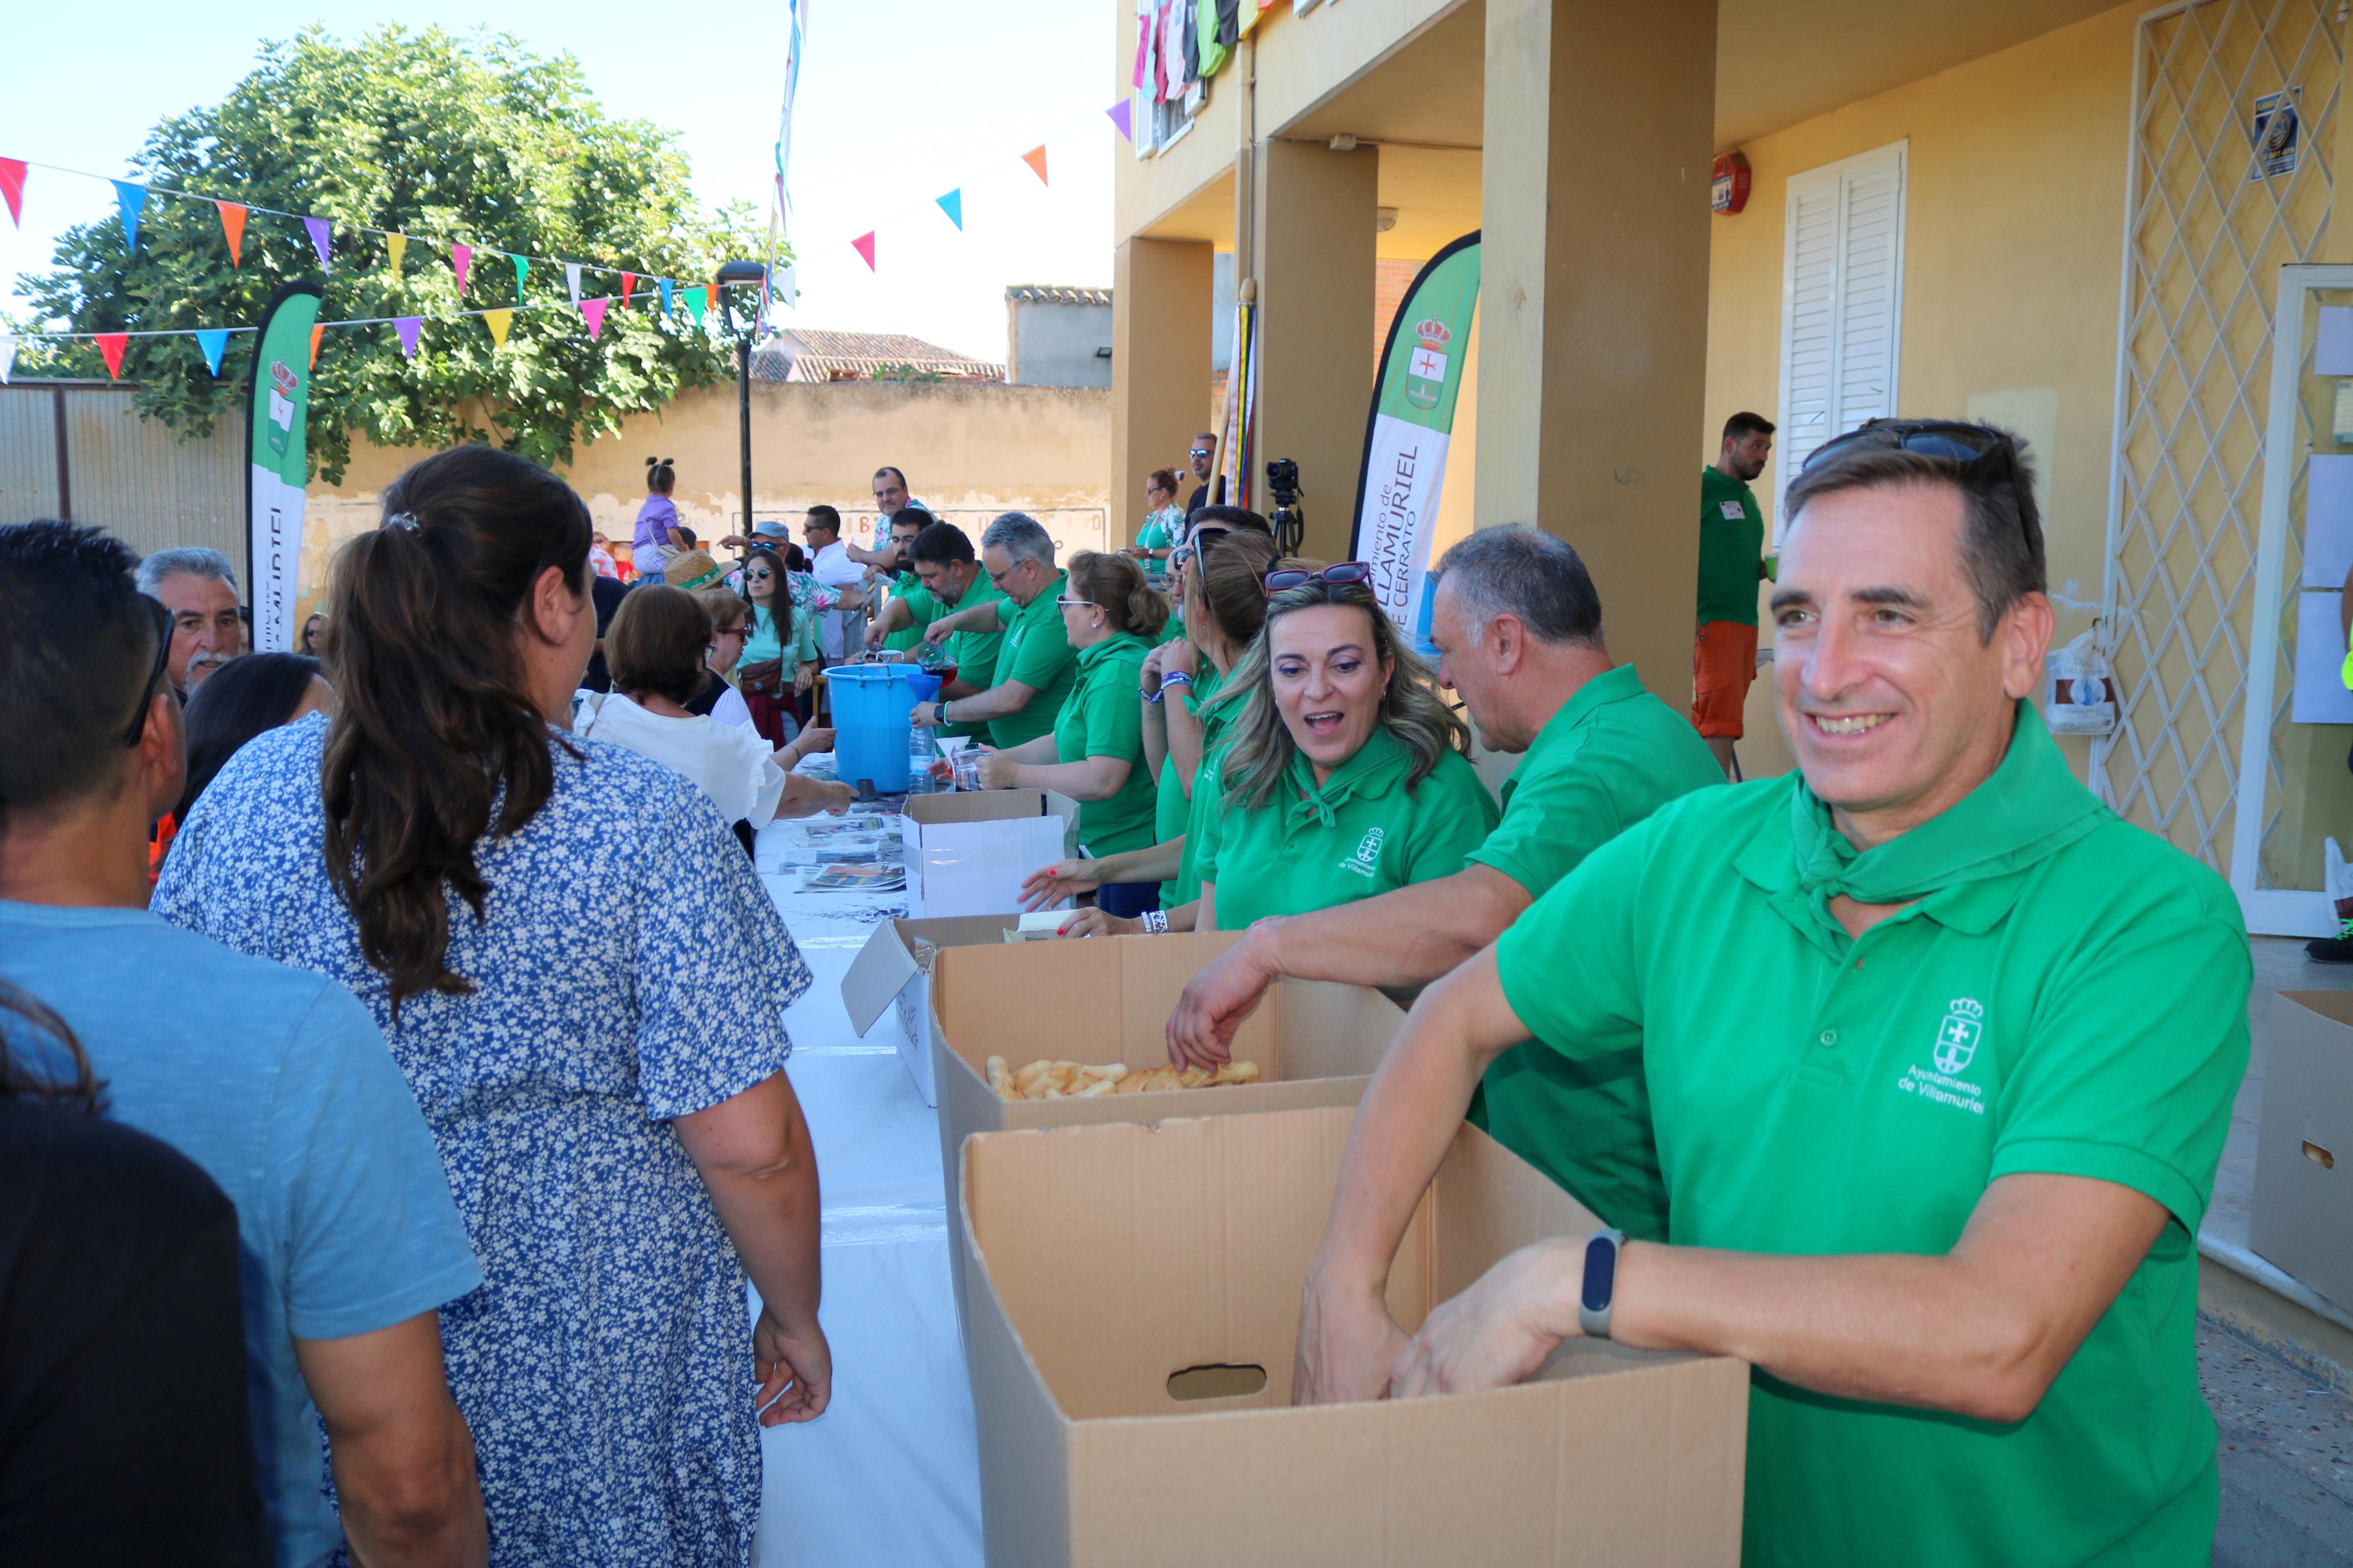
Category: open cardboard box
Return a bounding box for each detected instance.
[901,788,1080,918]
[2251,992,2353,1311]
[840,915,1021,1105]
[960,1106,1749,1566]
[929,931,1406,1334]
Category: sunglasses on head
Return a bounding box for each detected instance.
[1265,561,1374,595]
[1801,419,2015,472]
[123,595,172,747]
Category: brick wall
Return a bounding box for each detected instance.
[1373,258,1424,367]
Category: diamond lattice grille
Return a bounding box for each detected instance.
[2097,0,2338,869]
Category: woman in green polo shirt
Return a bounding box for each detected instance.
[1193,563,1496,931]
[975,552,1168,906]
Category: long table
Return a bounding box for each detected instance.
[748,815,986,1568]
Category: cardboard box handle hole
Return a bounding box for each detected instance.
[2305,1140,2337,1171]
[1167,1363,1268,1402]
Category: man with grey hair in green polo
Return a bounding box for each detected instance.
[910,511,1080,749]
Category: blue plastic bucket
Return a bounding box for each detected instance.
[826,664,926,792]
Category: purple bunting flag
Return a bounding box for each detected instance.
[395,317,424,358]
[304,216,333,272]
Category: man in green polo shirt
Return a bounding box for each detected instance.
[1169,527,1721,1240]
[891,520,1002,742]
[1695,410,1775,779]
[850,504,937,655]
[910,511,1077,749]
[1296,422,2249,1567]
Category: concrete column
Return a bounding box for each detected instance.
[1112,237,1215,543]
[1252,139,1378,558]
[1477,0,1718,715]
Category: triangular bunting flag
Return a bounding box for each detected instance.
[0,159,26,227]
[483,308,512,349]
[580,297,609,339]
[686,286,706,326]
[936,190,963,230]
[511,253,528,293]
[0,334,16,385]
[452,243,473,294]
[194,329,229,377]
[95,333,128,382]
[1106,101,1134,144]
[215,201,246,266]
[395,317,423,358]
[308,323,323,370]
[1021,146,1049,185]
[386,232,408,275]
[620,272,637,309]
[851,231,876,271]
[563,262,581,304]
[304,216,332,272]
[657,278,674,317]
[112,181,146,250]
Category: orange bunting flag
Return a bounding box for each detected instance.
[215,201,247,267]
[1021,146,1049,185]
[309,323,324,369]
[704,283,719,315]
[483,309,512,349]
[94,333,129,382]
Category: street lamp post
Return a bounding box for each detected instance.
[715,259,766,541]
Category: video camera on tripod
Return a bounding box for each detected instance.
[1265,458,1304,554]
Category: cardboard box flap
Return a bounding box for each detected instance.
[841,915,1016,1036]
[2277,990,2353,1032]
[932,931,1262,1076]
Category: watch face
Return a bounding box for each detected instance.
[1581,1234,1619,1313]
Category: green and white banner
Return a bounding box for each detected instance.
[246,282,322,653]
[1350,231,1479,652]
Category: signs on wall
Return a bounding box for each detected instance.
[246,282,322,653]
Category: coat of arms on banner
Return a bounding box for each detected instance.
[1406,318,1451,410]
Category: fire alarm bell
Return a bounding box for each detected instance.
[1712,151,1751,215]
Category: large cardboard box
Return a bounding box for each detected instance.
[902,790,1079,918]
[840,915,1021,1105]
[929,932,1407,1332]
[960,1107,1750,1566]
[2251,991,2353,1311]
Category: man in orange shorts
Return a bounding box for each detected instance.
[1694,411,1774,777]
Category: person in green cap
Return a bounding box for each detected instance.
[1167,525,1722,1242]
[1190,561,1497,932]
[883,520,1001,742]
[1296,421,2250,1568]
[975,551,1168,915]
[910,512,1077,749]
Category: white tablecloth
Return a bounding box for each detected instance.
[748,817,986,1568]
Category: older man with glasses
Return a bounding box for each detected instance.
[910,511,1080,749]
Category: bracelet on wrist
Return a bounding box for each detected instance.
[1142,908,1169,934]
[1145,688,1166,705]
[1160,671,1193,689]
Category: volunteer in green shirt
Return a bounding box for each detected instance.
[889,520,1001,742]
[1127,467,1187,603]
[911,512,1077,749]
[1297,422,2249,1568]
[1169,527,1720,1239]
[1694,411,1776,778]
[850,506,937,655]
[975,552,1167,876]
[1190,562,1496,933]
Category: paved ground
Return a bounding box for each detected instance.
[2206,1317,2353,1566]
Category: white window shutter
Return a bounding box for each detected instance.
[1777,142,1907,534]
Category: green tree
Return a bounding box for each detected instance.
[19,26,774,482]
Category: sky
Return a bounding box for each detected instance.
[0,0,1117,365]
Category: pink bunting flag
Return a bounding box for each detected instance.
[395,317,423,359]
[95,333,128,382]
[851,231,876,271]
[0,159,24,227]
[451,243,473,294]
[304,216,332,272]
[580,296,609,339]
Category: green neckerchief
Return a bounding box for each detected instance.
[1771,703,2104,952]
[1280,727,1412,833]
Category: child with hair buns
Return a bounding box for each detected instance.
[632,456,687,579]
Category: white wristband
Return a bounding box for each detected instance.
[1142,909,1169,934]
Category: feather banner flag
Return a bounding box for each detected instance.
[304,216,332,272]
[194,328,229,376]
[395,317,423,358]
[1022,146,1049,185]
[851,231,876,271]
[95,332,128,381]
[936,190,963,230]
[580,297,609,340]
[563,262,581,305]
[112,181,146,250]
[658,278,674,317]
[1106,100,1134,144]
[482,308,512,349]
[510,254,528,293]
[215,201,246,266]
[451,243,472,294]
[620,272,636,310]
[308,323,322,369]
[1,159,28,226]
[385,232,407,276]
[0,334,16,385]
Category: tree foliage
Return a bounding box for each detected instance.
[19,26,771,482]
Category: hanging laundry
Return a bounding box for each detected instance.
[1215,0,1242,51]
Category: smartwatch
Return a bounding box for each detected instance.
[1577,1228,1626,1340]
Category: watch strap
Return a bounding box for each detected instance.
[1577,1228,1626,1340]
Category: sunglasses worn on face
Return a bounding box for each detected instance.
[747,568,773,580]
[1801,419,2014,472]
[124,595,172,747]
[1188,448,1213,458]
[1265,561,1374,595]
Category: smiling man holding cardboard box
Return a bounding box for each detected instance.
[1298,424,2251,1566]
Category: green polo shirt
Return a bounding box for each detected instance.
[1196,731,1498,930]
[1463,664,1726,1244]
[988,571,1078,750]
[1492,705,2248,1567]
[938,573,1006,741]
[1055,633,1158,856]
[883,571,940,654]
[1697,466,1765,627]
[1152,667,1229,905]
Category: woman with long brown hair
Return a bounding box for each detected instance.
[154,445,829,1567]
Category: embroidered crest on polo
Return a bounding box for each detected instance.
[1897,998,1989,1116]
[1933,997,1985,1075]
[1341,826,1387,879]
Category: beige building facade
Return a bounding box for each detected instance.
[1112,0,2353,937]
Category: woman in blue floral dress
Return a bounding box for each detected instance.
[155,446,828,1567]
